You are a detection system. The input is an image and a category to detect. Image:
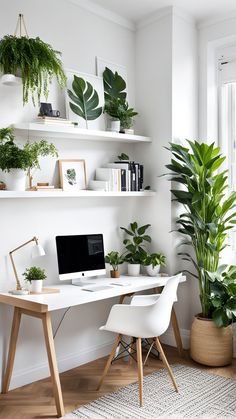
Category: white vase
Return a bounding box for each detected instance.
[146,264,160,276]
[3,169,26,191]
[107,118,120,133]
[31,280,43,293]
[128,263,140,276]
[1,74,22,86]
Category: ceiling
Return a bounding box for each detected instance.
[88,0,236,25]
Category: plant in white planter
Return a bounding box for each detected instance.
[141,252,166,276]
[23,266,46,293]
[120,221,151,276]
[0,127,58,190]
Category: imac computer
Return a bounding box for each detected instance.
[55,234,106,286]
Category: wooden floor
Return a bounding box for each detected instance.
[0,345,235,419]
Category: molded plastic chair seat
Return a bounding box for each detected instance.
[97,274,181,407]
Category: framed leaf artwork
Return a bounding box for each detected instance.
[65,69,105,130]
[59,160,87,191]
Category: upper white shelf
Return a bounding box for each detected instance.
[13,123,151,144]
[0,190,156,199]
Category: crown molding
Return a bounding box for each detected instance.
[66,0,135,31]
[137,6,196,30]
[198,12,236,30]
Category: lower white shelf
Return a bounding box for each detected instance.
[0,190,156,199]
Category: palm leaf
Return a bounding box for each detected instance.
[103,67,127,101]
[68,75,102,128]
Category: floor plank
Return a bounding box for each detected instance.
[0,345,235,419]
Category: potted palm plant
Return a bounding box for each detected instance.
[105,251,124,278]
[120,222,151,276]
[23,266,46,293]
[0,127,58,190]
[141,252,166,276]
[166,140,236,366]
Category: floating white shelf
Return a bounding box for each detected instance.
[13,123,151,144]
[0,190,156,199]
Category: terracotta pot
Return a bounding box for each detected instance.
[190,315,233,366]
[110,270,120,278]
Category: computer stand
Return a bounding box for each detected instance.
[72,279,93,286]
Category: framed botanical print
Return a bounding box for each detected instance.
[59,160,87,191]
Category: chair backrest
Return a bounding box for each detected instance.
[142,274,181,338]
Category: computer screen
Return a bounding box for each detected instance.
[56,234,106,281]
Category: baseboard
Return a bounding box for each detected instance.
[8,339,114,390]
[161,327,190,350]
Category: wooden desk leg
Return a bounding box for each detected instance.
[171,307,183,356]
[2,307,22,393]
[42,312,65,418]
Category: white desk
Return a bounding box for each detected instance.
[0,275,185,417]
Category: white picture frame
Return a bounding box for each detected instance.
[96,56,129,100]
[65,69,105,130]
[59,159,87,191]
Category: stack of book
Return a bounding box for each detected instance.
[92,161,144,192]
[36,116,77,126]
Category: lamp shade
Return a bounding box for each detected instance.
[1,74,22,86]
[31,244,45,258]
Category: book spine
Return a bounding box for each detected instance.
[130,162,136,191]
[135,163,139,191]
[139,165,144,190]
[121,169,126,191]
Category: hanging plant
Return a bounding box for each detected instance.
[0,15,66,105]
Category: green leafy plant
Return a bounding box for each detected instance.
[119,103,138,131]
[165,140,236,326]
[68,75,102,129]
[103,67,127,101]
[206,265,236,327]
[118,153,129,161]
[0,35,66,105]
[141,252,166,268]
[104,97,126,120]
[0,127,58,172]
[120,222,151,264]
[105,251,124,271]
[23,266,46,282]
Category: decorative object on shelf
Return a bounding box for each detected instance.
[89,180,109,192]
[120,221,151,276]
[66,70,104,130]
[96,57,128,99]
[59,159,87,191]
[0,14,66,105]
[102,67,138,133]
[118,153,129,161]
[9,236,45,294]
[22,266,46,293]
[39,102,60,118]
[141,252,166,276]
[0,127,58,191]
[166,140,236,366]
[0,181,6,190]
[105,251,124,278]
[36,116,77,127]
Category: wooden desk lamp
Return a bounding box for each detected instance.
[9,236,45,294]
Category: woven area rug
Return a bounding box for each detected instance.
[62,364,236,418]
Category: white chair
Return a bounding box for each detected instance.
[97,274,181,406]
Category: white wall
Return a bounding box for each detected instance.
[0,0,143,390]
[135,8,198,341]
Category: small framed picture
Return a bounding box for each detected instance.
[59,160,87,191]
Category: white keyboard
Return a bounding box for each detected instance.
[82,285,114,292]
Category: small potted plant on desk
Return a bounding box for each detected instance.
[23,266,46,293]
[120,221,151,276]
[105,251,124,278]
[141,252,166,276]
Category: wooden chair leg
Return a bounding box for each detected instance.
[171,307,183,357]
[155,337,178,392]
[42,312,65,418]
[2,307,22,393]
[97,334,122,391]
[136,337,143,407]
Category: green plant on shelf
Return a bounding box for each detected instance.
[120,221,151,264]
[105,251,124,271]
[141,252,166,268]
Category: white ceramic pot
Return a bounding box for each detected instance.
[107,118,120,133]
[31,280,43,293]
[3,169,26,191]
[128,263,140,276]
[146,264,160,277]
[1,74,22,86]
